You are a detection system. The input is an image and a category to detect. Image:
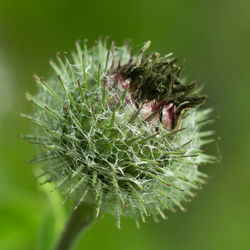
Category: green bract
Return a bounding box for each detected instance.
[21,39,216,227]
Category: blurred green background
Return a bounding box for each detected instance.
[0,0,249,249]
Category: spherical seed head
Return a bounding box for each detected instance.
[22,38,216,227]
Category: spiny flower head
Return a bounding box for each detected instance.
[21,38,216,228]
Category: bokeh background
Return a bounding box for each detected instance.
[0,0,249,249]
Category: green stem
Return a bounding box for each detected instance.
[55,204,94,250]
